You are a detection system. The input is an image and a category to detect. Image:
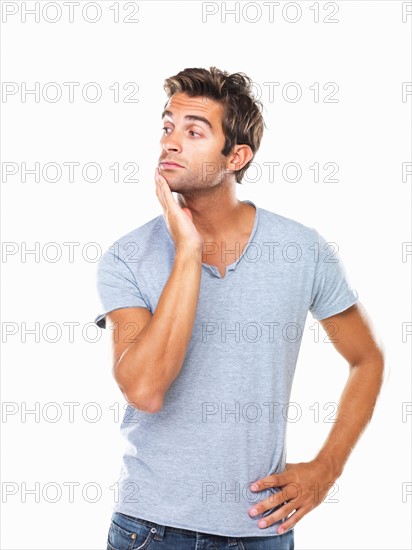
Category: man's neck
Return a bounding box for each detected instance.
[176,193,252,241]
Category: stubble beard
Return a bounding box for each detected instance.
[162,164,228,196]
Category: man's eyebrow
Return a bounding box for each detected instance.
[161,109,213,130]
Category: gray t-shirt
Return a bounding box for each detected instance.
[94,199,358,537]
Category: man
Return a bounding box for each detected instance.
[95,67,384,550]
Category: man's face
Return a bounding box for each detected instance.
[158,92,231,193]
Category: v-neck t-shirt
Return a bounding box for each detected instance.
[94,199,359,537]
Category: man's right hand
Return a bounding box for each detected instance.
[155,167,204,256]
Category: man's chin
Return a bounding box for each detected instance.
[160,174,186,192]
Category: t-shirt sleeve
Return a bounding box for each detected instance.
[309,230,359,321]
[94,245,149,329]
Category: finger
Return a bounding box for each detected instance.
[248,491,286,518]
[256,501,297,529]
[155,178,165,209]
[155,170,173,212]
[155,170,168,211]
[250,472,287,492]
[182,207,193,222]
[156,167,170,189]
[156,166,167,181]
[276,508,304,535]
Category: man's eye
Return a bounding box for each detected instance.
[161,127,200,137]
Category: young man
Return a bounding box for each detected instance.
[95,67,384,550]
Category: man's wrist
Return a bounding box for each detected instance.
[314,453,343,480]
[174,246,203,268]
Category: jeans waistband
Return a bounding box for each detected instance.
[114,512,239,545]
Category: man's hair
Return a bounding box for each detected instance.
[163,67,266,184]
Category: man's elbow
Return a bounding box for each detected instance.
[123,387,164,414]
[376,349,387,387]
[355,349,386,388]
[371,346,385,376]
[112,361,165,414]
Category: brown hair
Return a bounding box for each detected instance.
[163,67,266,183]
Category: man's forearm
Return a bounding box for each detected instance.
[115,248,202,410]
[314,354,385,478]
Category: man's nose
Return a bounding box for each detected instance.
[162,133,182,153]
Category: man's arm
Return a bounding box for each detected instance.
[108,168,204,414]
[314,301,385,477]
[247,301,385,533]
[108,248,202,414]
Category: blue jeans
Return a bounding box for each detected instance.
[107,512,294,549]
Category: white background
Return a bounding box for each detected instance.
[1,1,411,549]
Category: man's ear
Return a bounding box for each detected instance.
[227,144,253,172]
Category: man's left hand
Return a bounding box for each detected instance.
[248,459,338,534]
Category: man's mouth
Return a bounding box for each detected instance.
[160,161,184,169]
